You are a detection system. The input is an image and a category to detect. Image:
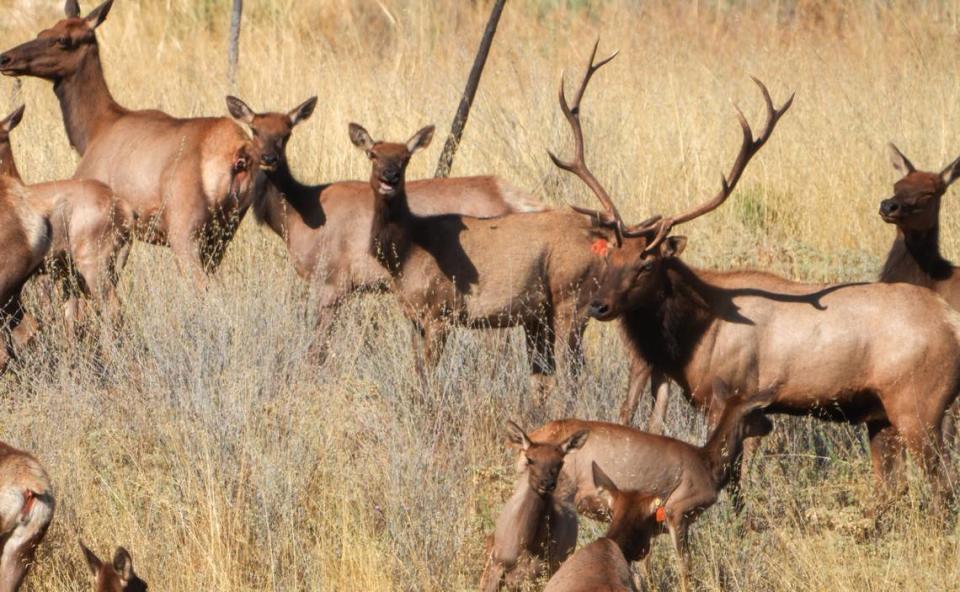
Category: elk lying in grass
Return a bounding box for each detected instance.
[561,75,960,505]
[532,381,776,592]
[0,0,257,285]
[0,441,54,592]
[80,543,146,592]
[344,45,643,394]
[479,421,588,592]
[542,463,664,592]
[0,105,131,338]
[223,96,542,342]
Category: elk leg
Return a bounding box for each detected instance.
[620,344,652,425]
[867,421,905,509]
[556,314,586,409]
[411,320,448,394]
[667,517,692,592]
[309,285,346,365]
[894,415,950,516]
[647,373,670,435]
[9,312,38,352]
[522,320,554,407]
[0,514,51,592]
[168,221,210,290]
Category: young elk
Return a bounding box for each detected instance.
[560,73,960,507]
[479,421,589,592]
[533,381,776,592]
[0,0,257,285]
[0,441,55,592]
[222,96,542,337]
[80,543,146,592]
[543,463,665,592]
[0,105,131,338]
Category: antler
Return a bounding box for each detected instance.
[548,41,624,245]
[629,78,794,252]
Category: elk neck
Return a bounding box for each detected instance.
[621,259,714,387]
[253,162,326,237]
[52,46,124,154]
[880,227,954,285]
[369,184,414,273]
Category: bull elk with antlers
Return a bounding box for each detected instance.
[0,441,54,592]
[0,0,257,285]
[0,105,131,340]
[223,96,542,343]
[557,60,960,505]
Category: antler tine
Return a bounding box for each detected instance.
[635,78,793,250]
[548,41,623,244]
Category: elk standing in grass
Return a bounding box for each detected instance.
[542,463,665,592]
[223,96,542,345]
[0,105,131,339]
[80,543,146,592]
[532,381,775,592]
[0,0,257,285]
[0,442,54,592]
[479,421,588,592]
[558,70,960,506]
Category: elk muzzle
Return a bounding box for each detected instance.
[588,299,615,321]
[260,153,279,171]
[879,198,902,222]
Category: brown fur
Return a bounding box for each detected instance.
[0,105,131,340]
[348,123,613,394]
[533,384,775,592]
[80,542,146,592]
[0,1,257,285]
[0,442,54,592]
[224,97,545,350]
[479,421,588,592]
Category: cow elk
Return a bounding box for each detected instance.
[0,0,257,285]
[542,463,664,592]
[479,421,588,592]
[80,543,146,592]
[532,381,776,592]
[558,69,960,506]
[0,441,54,592]
[0,105,131,339]
[223,96,542,348]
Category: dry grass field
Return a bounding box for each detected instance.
[3,0,960,590]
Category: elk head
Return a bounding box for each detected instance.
[879,144,960,231]
[591,462,663,561]
[226,95,318,172]
[348,123,434,199]
[548,43,793,321]
[706,378,776,441]
[506,420,588,496]
[0,0,113,80]
[80,542,148,592]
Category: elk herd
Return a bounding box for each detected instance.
[0,1,959,591]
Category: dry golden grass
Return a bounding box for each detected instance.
[3,0,960,590]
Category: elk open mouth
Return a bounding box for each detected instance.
[377,180,398,195]
[879,209,901,223]
[259,162,278,172]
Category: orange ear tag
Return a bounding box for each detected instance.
[655,503,666,523]
[591,238,610,257]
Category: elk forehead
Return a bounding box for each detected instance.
[250,113,294,140]
[893,171,944,196]
[369,141,413,162]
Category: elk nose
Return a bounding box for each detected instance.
[0,54,11,67]
[589,301,611,319]
[880,199,899,216]
[262,153,278,166]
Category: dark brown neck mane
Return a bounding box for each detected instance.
[369,186,414,273]
[253,163,327,238]
[52,44,125,154]
[880,227,954,285]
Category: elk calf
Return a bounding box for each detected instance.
[479,421,588,592]
[0,442,54,592]
[543,463,663,592]
[80,543,146,592]
[0,105,131,338]
[530,382,776,592]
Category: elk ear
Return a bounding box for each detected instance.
[560,429,589,454]
[591,462,619,507]
[349,123,375,152]
[1,105,25,133]
[406,125,435,154]
[80,541,102,577]
[940,154,960,189]
[84,0,113,29]
[225,96,255,124]
[65,0,81,18]
[289,97,317,127]
[505,420,532,451]
[888,143,916,175]
[112,547,133,583]
[660,236,687,258]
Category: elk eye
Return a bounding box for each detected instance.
[639,261,654,273]
[57,36,71,48]
[526,457,534,466]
